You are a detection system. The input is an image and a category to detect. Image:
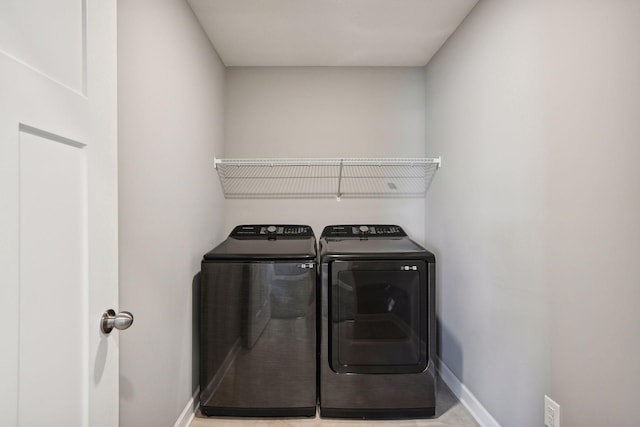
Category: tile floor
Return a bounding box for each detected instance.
[190,377,480,427]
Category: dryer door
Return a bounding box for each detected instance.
[330,260,427,374]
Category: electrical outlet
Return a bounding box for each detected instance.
[544,395,560,427]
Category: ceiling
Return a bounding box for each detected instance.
[186,0,479,67]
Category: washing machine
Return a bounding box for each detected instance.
[199,224,317,417]
[318,225,436,419]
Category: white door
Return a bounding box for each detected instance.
[0,1,119,426]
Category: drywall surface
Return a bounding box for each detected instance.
[425,1,640,427]
[117,1,226,426]
[545,2,640,427]
[223,67,429,242]
[424,2,548,426]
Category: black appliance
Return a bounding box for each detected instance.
[318,225,436,419]
[200,225,317,417]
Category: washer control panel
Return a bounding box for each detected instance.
[230,224,313,239]
[321,225,406,238]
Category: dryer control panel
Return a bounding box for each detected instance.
[230,224,314,239]
[320,225,407,238]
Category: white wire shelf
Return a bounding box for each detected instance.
[214,157,441,200]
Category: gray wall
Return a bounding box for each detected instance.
[546,2,640,426]
[117,0,226,426]
[223,67,429,241]
[425,1,640,426]
[424,2,548,426]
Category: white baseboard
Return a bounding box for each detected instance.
[437,359,501,427]
[173,387,200,427]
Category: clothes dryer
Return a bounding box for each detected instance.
[319,225,436,419]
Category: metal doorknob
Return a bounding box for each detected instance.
[101,309,134,334]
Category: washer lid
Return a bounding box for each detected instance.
[203,224,316,261]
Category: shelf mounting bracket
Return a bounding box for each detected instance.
[336,159,344,201]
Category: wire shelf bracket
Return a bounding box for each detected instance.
[214,157,441,200]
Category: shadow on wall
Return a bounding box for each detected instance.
[192,272,201,397]
[438,317,464,380]
[432,246,464,381]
